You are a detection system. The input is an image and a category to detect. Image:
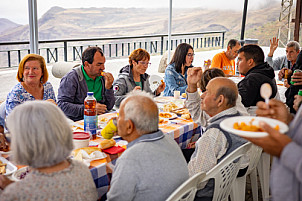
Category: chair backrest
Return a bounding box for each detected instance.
[166,172,206,201]
[246,144,263,175]
[198,142,252,201]
[51,62,81,78]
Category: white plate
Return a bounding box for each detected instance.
[96,133,121,140]
[159,112,177,120]
[98,117,110,127]
[149,75,163,91]
[159,119,171,127]
[220,116,289,138]
[0,150,11,155]
[0,157,17,176]
[154,96,173,103]
[12,166,29,181]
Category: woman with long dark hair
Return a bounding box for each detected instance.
[163,43,194,96]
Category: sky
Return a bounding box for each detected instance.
[1,0,278,25]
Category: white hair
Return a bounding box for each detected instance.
[123,90,158,135]
[6,101,73,168]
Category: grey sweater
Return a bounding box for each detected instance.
[266,55,293,70]
[107,130,189,201]
[113,65,157,108]
[270,106,302,201]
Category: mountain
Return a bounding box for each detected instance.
[0,3,281,46]
[0,18,21,34]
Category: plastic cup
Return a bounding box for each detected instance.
[73,132,90,149]
[174,91,180,99]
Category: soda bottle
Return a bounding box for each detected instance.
[84,92,98,140]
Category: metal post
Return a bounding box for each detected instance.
[168,0,172,62]
[64,41,67,61]
[240,0,248,41]
[222,33,225,49]
[28,0,39,54]
[294,0,302,41]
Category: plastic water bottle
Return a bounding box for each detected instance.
[84,92,98,140]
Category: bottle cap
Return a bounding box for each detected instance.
[87,92,94,96]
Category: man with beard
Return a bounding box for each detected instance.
[237,45,278,108]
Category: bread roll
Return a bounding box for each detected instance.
[181,113,191,120]
[99,139,116,149]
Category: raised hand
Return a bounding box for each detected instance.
[268,37,279,57]
[186,67,203,93]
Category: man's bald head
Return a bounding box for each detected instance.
[210,77,238,108]
[121,91,159,135]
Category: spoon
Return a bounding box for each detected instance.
[260,83,272,107]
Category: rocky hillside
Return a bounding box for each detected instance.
[0,2,282,46]
[0,18,21,34]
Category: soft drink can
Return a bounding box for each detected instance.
[290,69,302,85]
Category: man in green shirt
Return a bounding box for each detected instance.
[58,47,115,121]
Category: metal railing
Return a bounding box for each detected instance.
[0,30,225,68]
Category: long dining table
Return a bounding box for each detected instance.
[71,96,201,198]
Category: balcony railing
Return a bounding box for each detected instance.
[0,31,225,68]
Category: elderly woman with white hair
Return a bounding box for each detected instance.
[0,101,98,200]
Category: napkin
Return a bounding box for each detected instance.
[102,146,125,154]
[74,150,107,166]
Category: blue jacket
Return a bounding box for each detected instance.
[163,63,191,96]
[57,66,115,121]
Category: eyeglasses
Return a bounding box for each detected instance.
[138,61,151,66]
[187,53,195,57]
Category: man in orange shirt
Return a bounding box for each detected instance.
[210,39,241,76]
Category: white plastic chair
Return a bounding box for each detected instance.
[231,144,263,201]
[197,142,252,201]
[51,62,80,78]
[166,172,206,201]
[257,152,271,201]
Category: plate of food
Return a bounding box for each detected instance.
[159,118,171,127]
[0,157,17,176]
[220,116,289,138]
[98,116,109,128]
[159,112,177,120]
[149,75,163,91]
[12,166,30,181]
[0,133,11,155]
